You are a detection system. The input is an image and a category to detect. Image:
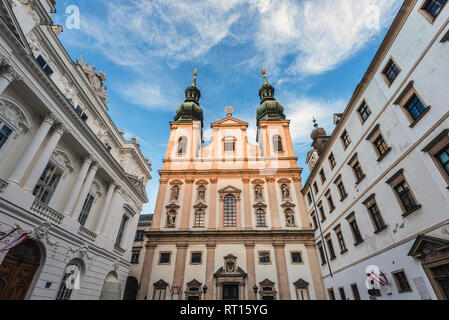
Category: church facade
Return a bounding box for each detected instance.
[136,70,325,300]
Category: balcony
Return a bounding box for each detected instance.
[78,225,97,242]
[30,200,64,225]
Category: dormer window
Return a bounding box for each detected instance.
[36,55,54,76]
[177,137,187,154]
[272,135,283,152]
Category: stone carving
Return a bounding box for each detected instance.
[281,184,290,199]
[167,210,177,228]
[51,148,74,176]
[224,254,237,273]
[90,180,104,198]
[65,244,93,265]
[198,185,206,201]
[76,56,110,104]
[112,259,120,272]
[171,185,179,201]
[254,185,263,200]
[0,99,31,134]
[285,209,296,227]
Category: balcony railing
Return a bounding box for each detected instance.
[113,245,126,255]
[78,226,97,242]
[30,200,64,225]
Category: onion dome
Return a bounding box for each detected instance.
[311,117,327,140]
[256,68,286,126]
[174,69,204,126]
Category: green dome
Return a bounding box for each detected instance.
[256,69,286,126]
[174,70,204,127]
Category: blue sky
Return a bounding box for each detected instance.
[53,0,403,214]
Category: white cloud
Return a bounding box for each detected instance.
[120,83,171,110]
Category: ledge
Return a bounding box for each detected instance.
[409,106,431,128]
[78,225,97,242]
[402,204,422,218]
[30,200,64,225]
[114,245,126,255]
[374,225,388,235]
[377,147,392,162]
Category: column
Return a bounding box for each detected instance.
[23,123,66,192]
[172,243,189,299]
[306,244,326,300]
[137,243,158,300]
[62,155,93,215]
[273,243,291,300]
[72,162,99,221]
[0,62,20,94]
[93,182,116,233]
[151,178,168,230]
[245,242,256,300]
[292,177,311,229]
[205,243,216,300]
[207,178,217,230]
[8,114,56,185]
[179,179,194,229]
[266,177,281,229]
[242,178,252,230]
[100,185,122,236]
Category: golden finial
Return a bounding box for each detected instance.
[262,68,268,85]
[192,69,198,87]
[225,106,234,117]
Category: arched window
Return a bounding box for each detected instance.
[273,135,283,152]
[56,260,83,300]
[256,209,266,227]
[194,209,205,228]
[223,194,237,227]
[177,137,188,154]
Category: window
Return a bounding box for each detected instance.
[334,175,348,201]
[319,169,326,183]
[177,137,187,154]
[36,55,54,76]
[33,162,63,205]
[224,137,236,152]
[256,209,266,227]
[334,225,347,254]
[394,82,430,127]
[421,0,447,20]
[78,193,95,227]
[194,209,205,228]
[328,153,337,170]
[351,283,361,300]
[357,101,372,123]
[159,252,171,265]
[328,288,335,300]
[272,135,283,152]
[340,130,351,149]
[291,251,303,264]
[346,212,364,245]
[56,262,81,300]
[386,169,422,216]
[437,145,449,177]
[326,235,336,260]
[382,58,400,85]
[326,192,335,213]
[115,215,129,247]
[404,94,427,122]
[135,230,145,241]
[223,194,237,227]
[191,252,202,264]
[317,242,326,265]
[131,250,140,264]
[311,212,318,231]
[363,195,387,234]
[0,120,13,150]
[153,280,168,300]
[75,105,89,122]
[339,287,346,300]
[313,182,318,195]
[392,270,412,293]
[307,192,312,205]
[259,251,271,264]
[348,154,365,184]
[366,124,391,161]
[318,202,326,222]
[422,129,449,186]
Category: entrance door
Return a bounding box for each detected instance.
[431,263,449,300]
[0,240,41,300]
[222,284,239,300]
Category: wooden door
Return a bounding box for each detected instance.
[0,240,41,300]
[431,263,449,300]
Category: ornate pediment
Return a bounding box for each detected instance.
[195,179,209,185]
[211,116,248,128]
[251,179,265,185]
[90,180,104,197]
[408,235,449,259]
[166,203,180,209]
[186,279,202,287]
[280,201,296,208]
[51,148,74,173]
[153,279,169,288]
[277,178,292,184]
[193,202,208,209]
[0,98,31,133]
[218,186,241,199]
[214,266,247,277]
[170,180,184,186]
[253,202,267,209]
[293,279,309,288]
[259,279,275,286]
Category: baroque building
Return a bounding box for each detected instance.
[0,0,151,299]
[302,0,449,300]
[135,69,325,300]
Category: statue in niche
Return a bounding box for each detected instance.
[285,209,295,227]
[281,184,290,199]
[171,185,179,201]
[198,186,206,201]
[255,185,263,200]
[167,210,177,228]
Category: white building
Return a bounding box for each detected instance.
[302,0,449,300]
[0,0,152,300]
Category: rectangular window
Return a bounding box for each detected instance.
[328,153,337,169]
[351,283,361,300]
[319,169,326,184]
[357,101,372,123]
[326,235,336,260]
[437,146,449,177]
[334,175,348,201]
[392,270,412,293]
[326,193,335,213]
[33,162,63,205]
[78,193,95,227]
[154,288,166,300]
[191,252,202,264]
[422,130,449,187]
[135,230,145,241]
[404,94,427,121]
[259,251,271,264]
[340,130,351,149]
[307,192,312,205]
[421,0,447,19]
[386,169,422,216]
[36,55,54,76]
[382,58,400,85]
[0,120,13,150]
[366,125,391,161]
[291,252,303,264]
[328,288,335,300]
[374,135,389,157]
[311,212,318,231]
[348,154,366,184]
[334,226,347,254]
[313,182,319,195]
[224,140,235,152]
[115,215,129,247]
[256,209,266,227]
[318,202,326,222]
[369,204,385,232]
[346,213,364,245]
[131,250,140,264]
[159,252,171,264]
[339,287,346,300]
[317,242,326,265]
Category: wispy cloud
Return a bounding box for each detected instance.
[119,83,171,110]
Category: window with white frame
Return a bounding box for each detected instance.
[33,162,63,205]
[0,120,13,150]
[78,193,95,226]
[115,215,129,248]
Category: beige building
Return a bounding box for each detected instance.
[0,0,151,299]
[302,0,449,300]
[135,70,325,300]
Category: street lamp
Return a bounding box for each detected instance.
[253,285,258,300]
[202,284,208,300]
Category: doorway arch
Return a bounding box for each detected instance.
[123,276,139,300]
[0,239,42,300]
[100,271,121,300]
